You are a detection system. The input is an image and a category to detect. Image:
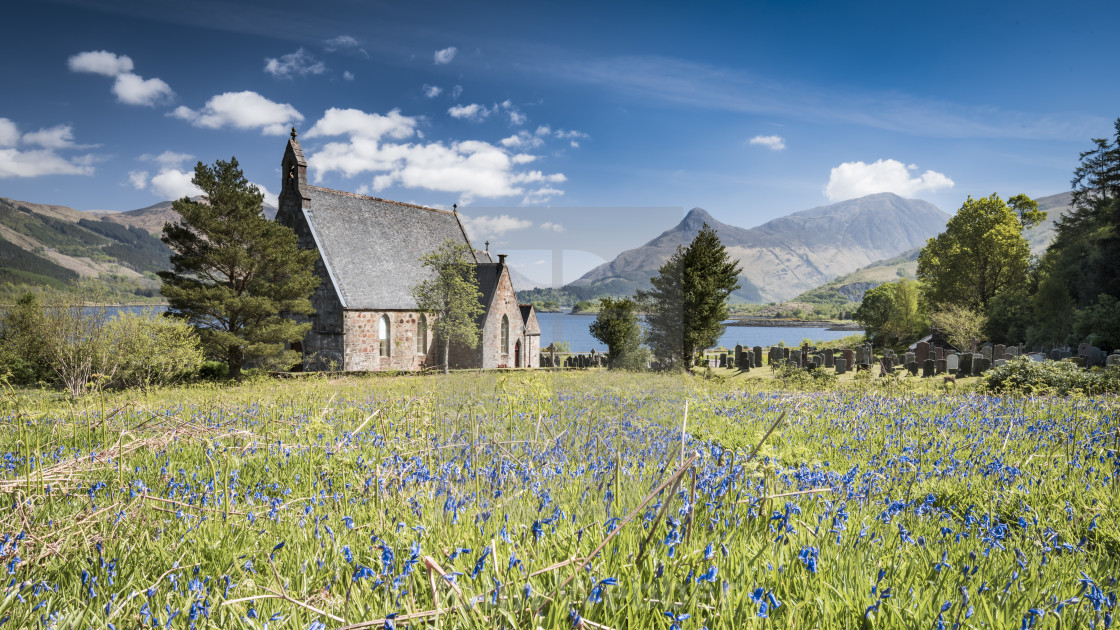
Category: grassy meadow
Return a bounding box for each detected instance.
[0,371,1117,628]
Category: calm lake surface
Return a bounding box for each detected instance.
[107,307,858,352]
[536,312,859,352]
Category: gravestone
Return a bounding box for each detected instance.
[835,358,847,374]
[922,359,935,378]
[936,359,947,374]
[981,345,993,361]
[935,347,944,362]
[969,338,978,353]
[843,349,855,368]
[812,355,823,368]
[1107,353,1120,367]
[959,353,973,376]
[973,356,988,376]
[1028,353,1045,362]
[916,341,931,365]
[1007,346,1020,358]
[790,349,801,367]
[735,344,744,365]
[947,353,959,374]
[783,347,791,361]
[824,349,835,368]
[905,352,916,365]
[994,344,1005,360]
[994,359,1007,367]
[753,346,763,368]
[907,361,919,376]
[1050,349,1061,361]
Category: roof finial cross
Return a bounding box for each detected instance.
[485,240,489,251]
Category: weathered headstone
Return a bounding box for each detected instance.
[922,359,935,378]
[907,361,919,376]
[935,347,944,362]
[790,349,802,367]
[824,349,835,368]
[905,351,916,365]
[947,353,959,374]
[1107,353,1120,367]
[981,346,993,361]
[994,359,1007,367]
[843,349,855,368]
[916,341,931,365]
[835,358,847,374]
[753,346,763,368]
[973,356,988,376]
[959,353,973,376]
[936,359,947,374]
[993,344,1005,360]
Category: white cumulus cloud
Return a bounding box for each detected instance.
[540,221,564,232]
[448,103,493,122]
[423,84,442,98]
[67,50,134,76]
[171,91,303,135]
[433,46,458,65]
[264,48,327,78]
[749,135,786,151]
[304,106,568,205]
[461,214,533,241]
[149,168,203,200]
[0,117,97,178]
[825,159,954,202]
[22,125,80,149]
[112,73,174,106]
[127,170,149,190]
[69,50,173,106]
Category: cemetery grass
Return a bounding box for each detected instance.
[0,371,1117,628]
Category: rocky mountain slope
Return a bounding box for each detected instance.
[571,193,952,303]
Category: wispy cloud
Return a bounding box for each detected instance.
[264,48,327,78]
[434,46,458,65]
[559,54,1106,140]
[749,135,785,151]
[0,117,97,178]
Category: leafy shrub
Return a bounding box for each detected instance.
[198,360,229,380]
[984,356,1120,396]
[771,360,838,389]
[108,310,204,389]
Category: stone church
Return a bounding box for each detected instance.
[276,131,540,372]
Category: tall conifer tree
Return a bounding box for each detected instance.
[159,157,318,379]
[639,223,741,370]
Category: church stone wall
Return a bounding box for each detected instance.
[342,310,435,372]
[480,268,527,369]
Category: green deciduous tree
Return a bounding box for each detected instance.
[589,297,646,370]
[917,193,1040,313]
[929,303,986,351]
[411,240,484,374]
[0,292,52,385]
[853,279,928,346]
[638,223,741,371]
[159,158,318,380]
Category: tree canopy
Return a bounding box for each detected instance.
[159,157,318,379]
[411,240,484,374]
[638,223,741,370]
[852,279,928,347]
[917,193,1039,313]
[589,296,645,370]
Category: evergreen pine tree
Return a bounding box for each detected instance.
[638,223,741,370]
[159,157,318,379]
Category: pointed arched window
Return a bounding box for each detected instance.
[416,314,428,354]
[501,314,509,355]
[379,314,391,357]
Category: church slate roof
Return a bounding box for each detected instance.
[304,185,477,310]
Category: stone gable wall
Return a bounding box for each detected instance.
[343,310,435,372]
[480,267,528,369]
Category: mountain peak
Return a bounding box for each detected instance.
[681,207,716,230]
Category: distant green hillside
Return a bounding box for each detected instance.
[0,197,171,302]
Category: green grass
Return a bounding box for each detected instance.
[0,371,1116,628]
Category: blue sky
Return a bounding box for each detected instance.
[2,0,1118,279]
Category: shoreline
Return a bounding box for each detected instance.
[728,318,863,332]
